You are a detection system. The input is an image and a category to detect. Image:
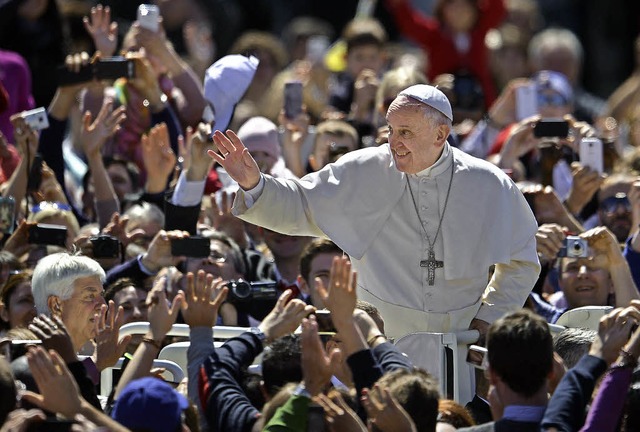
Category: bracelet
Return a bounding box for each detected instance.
[142,337,162,350]
[367,334,386,346]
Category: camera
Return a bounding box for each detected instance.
[28,224,67,247]
[56,57,137,86]
[558,236,589,258]
[533,118,569,138]
[90,234,120,258]
[225,279,279,304]
[170,236,210,258]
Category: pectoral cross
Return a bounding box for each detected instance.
[420,248,443,286]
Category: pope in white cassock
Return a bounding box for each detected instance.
[208,85,540,344]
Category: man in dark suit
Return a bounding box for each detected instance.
[459,309,553,432]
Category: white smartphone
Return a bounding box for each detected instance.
[515,83,538,121]
[579,137,604,174]
[21,107,49,131]
[137,4,160,32]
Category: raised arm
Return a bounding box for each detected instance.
[134,20,206,128]
[79,98,126,227]
[209,130,262,191]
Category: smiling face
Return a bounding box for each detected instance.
[386,98,450,174]
[559,258,612,309]
[57,276,105,350]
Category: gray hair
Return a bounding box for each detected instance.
[32,252,105,316]
[388,95,452,130]
[553,327,596,369]
[528,28,583,66]
[123,202,165,228]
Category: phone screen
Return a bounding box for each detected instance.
[284,82,303,119]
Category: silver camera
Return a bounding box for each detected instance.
[558,236,589,258]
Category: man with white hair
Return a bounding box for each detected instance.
[32,252,106,352]
[210,85,539,344]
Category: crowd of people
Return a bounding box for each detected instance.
[0,0,639,431]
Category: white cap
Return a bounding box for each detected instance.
[398,84,453,121]
[203,55,259,132]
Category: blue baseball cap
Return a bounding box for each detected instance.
[112,377,189,432]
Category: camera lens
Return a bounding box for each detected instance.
[572,242,583,254]
[228,280,251,300]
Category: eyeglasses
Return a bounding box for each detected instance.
[537,92,568,107]
[600,193,631,214]
[208,250,227,263]
[31,201,71,214]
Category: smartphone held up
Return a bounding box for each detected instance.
[284,81,303,119]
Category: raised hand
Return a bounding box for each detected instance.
[536,223,567,262]
[80,98,126,160]
[0,409,46,432]
[3,220,36,258]
[258,289,316,343]
[207,192,247,248]
[94,300,132,371]
[581,226,627,269]
[182,270,228,328]
[487,78,532,129]
[352,69,379,120]
[208,130,261,190]
[82,5,118,57]
[28,314,76,363]
[37,163,67,203]
[101,212,145,249]
[10,114,38,163]
[301,315,341,396]
[499,115,540,168]
[141,123,176,192]
[278,108,310,178]
[565,162,604,215]
[126,54,165,112]
[315,392,367,432]
[146,277,185,341]
[361,385,417,432]
[315,256,357,329]
[185,122,215,181]
[140,229,189,273]
[22,347,83,419]
[589,305,640,365]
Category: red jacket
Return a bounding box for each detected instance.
[387,0,506,107]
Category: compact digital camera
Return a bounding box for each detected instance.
[558,236,589,258]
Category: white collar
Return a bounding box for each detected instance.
[412,142,453,178]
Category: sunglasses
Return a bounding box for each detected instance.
[600,193,631,214]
